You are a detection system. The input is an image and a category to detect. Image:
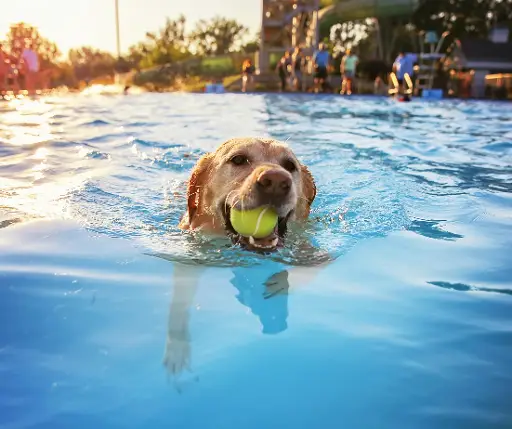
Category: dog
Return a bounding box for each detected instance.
[178,137,316,251]
[163,137,327,378]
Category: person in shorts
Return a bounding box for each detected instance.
[312,43,330,93]
[340,48,358,95]
[393,51,413,97]
[241,58,255,93]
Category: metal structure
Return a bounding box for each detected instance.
[319,0,420,22]
[257,0,423,73]
[387,30,449,98]
[115,0,121,58]
[257,0,321,73]
[415,30,449,92]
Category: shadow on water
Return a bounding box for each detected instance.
[428,281,512,296]
[161,259,317,378]
[407,219,464,241]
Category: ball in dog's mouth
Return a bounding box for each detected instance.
[223,205,290,252]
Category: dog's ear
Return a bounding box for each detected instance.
[301,164,316,211]
[186,153,213,223]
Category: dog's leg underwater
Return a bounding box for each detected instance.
[163,262,205,376]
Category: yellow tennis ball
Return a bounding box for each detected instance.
[230,206,278,238]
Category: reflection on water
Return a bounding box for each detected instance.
[163,262,299,378]
[1,94,512,428]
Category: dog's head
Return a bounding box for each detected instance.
[180,137,316,251]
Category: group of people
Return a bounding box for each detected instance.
[240,41,425,99]
[275,46,307,92]
[0,39,43,94]
[274,43,359,94]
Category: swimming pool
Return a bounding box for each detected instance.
[1,92,511,429]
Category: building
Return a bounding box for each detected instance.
[446,26,512,98]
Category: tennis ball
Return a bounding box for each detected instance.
[230,206,278,238]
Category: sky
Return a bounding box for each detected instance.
[0,0,262,55]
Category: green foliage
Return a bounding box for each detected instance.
[133,66,175,88]
[201,56,234,74]
[412,0,512,44]
[241,38,260,54]
[68,46,116,79]
[189,16,249,56]
[136,15,190,68]
[326,0,512,63]
[6,22,60,69]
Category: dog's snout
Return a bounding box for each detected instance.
[256,169,291,196]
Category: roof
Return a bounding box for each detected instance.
[457,38,512,63]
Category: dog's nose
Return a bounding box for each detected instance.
[256,169,291,196]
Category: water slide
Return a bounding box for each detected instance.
[258,0,422,73]
[318,0,421,24]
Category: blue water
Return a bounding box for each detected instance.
[1,92,512,429]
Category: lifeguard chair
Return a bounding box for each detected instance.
[415,30,449,98]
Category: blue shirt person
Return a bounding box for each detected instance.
[393,52,414,80]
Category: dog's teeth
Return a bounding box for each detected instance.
[271,238,278,247]
[249,236,255,245]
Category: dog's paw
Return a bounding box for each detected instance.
[163,333,191,376]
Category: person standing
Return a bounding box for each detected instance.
[19,39,40,92]
[340,48,359,95]
[0,43,9,92]
[291,47,305,92]
[276,51,291,92]
[392,51,413,97]
[312,42,330,93]
[241,58,255,93]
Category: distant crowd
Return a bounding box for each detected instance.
[0,39,48,94]
[240,42,446,98]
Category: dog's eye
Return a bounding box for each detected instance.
[230,155,249,166]
[282,159,297,173]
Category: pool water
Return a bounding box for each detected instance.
[1,93,511,429]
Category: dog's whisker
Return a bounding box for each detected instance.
[224,190,238,213]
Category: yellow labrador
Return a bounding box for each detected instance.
[179,137,316,250]
[163,138,326,378]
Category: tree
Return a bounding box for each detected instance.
[329,19,374,56]
[412,0,512,45]
[324,0,511,64]
[240,33,260,54]
[6,22,60,69]
[130,15,191,68]
[68,46,116,80]
[190,17,249,56]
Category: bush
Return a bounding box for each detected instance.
[200,56,236,77]
[357,59,391,81]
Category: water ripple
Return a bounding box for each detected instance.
[0,94,511,270]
